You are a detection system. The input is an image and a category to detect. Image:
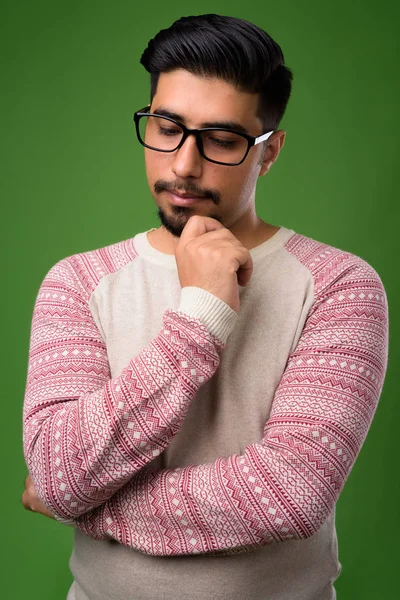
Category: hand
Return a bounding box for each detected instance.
[175,215,254,314]
[22,474,56,520]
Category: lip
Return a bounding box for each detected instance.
[167,191,208,206]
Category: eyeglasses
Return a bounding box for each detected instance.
[133,106,275,166]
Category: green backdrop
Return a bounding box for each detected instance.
[2,0,398,598]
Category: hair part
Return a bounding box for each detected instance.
[140,13,293,142]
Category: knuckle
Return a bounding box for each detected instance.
[206,246,223,260]
[21,494,30,511]
[196,243,209,256]
[213,248,225,260]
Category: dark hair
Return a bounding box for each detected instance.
[140,14,293,133]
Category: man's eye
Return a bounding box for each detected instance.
[210,137,236,148]
[159,127,181,136]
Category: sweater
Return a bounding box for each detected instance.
[22,225,389,600]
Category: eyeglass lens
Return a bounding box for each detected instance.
[138,115,248,164]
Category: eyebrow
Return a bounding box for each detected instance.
[152,106,250,135]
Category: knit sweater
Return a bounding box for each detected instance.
[22,225,389,600]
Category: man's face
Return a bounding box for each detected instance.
[143,69,282,241]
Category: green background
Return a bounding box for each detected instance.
[2,0,399,598]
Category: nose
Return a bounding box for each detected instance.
[171,133,203,179]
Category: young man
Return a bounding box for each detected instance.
[22,14,389,600]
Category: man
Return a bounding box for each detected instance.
[22,14,389,600]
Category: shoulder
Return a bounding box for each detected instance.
[37,236,139,302]
[283,230,387,301]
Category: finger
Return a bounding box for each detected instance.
[179,215,225,247]
[21,498,34,512]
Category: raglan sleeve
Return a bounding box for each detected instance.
[71,257,389,555]
[22,255,238,523]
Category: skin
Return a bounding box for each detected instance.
[145,69,286,254]
[22,474,55,520]
[21,68,287,519]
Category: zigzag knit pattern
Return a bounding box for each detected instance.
[22,233,389,556]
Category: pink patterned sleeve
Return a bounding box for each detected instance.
[22,257,225,522]
[73,258,389,555]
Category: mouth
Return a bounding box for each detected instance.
[167,190,209,206]
[170,190,206,199]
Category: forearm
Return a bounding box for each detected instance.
[71,260,389,555]
[72,433,334,554]
[23,257,236,522]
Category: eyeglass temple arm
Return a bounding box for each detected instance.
[254,131,274,145]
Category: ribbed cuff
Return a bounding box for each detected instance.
[177,287,238,345]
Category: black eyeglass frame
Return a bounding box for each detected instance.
[133,106,275,166]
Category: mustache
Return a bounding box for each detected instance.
[154,180,220,203]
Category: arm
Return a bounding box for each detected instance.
[71,259,389,555]
[22,256,237,523]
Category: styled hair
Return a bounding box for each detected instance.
[140,14,293,133]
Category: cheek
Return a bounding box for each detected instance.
[144,150,172,180]
[243,157,262,186]
[225,164,254,194]
[144,148,155,168]
[144,152,160,182]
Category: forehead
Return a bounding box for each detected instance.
[151,69,262,130]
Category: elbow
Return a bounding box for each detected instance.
[23,418,75,520]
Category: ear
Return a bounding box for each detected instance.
[258,130,286,177]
